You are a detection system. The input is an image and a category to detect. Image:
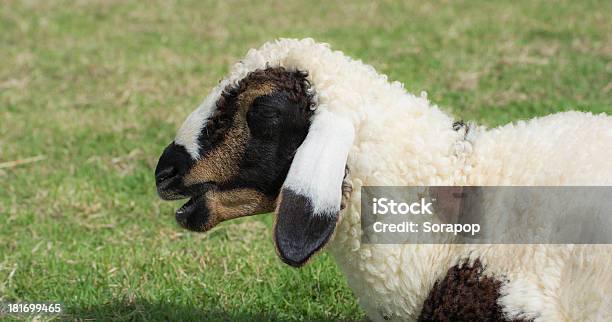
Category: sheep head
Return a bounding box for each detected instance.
[155,66,354,267]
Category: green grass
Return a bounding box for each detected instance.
[1,0,610,320]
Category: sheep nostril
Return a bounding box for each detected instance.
[156,167,178,184]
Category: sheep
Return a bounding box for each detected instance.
[154,38,612,321]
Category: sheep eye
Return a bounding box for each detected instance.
[251,96,281,119]
[254,106,279,118]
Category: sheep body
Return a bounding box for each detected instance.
[192,39,612,321]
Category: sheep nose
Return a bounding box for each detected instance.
[155,166,178,184]
[155,142,195,200]
[155,142,191,183]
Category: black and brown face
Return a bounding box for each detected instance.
[155,66,355,267]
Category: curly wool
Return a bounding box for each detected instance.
[182,39,612,321]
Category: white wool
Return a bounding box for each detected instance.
[180,39,612,321]
[175,84,223,158]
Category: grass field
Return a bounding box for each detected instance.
[1,0,610,320]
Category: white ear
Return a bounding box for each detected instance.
[273,109,355,267]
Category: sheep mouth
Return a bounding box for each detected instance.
[184,181,216,196]
[173,182,217,232]
[176,197,197,219]
[175,196,211,232]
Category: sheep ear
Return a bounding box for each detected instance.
[274,110,354,267]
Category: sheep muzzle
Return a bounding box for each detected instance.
[175,188,276,232]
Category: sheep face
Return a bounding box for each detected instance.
[155,67,315,233]
[156,65,354,267]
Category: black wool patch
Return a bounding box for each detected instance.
[418,259,533,322]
